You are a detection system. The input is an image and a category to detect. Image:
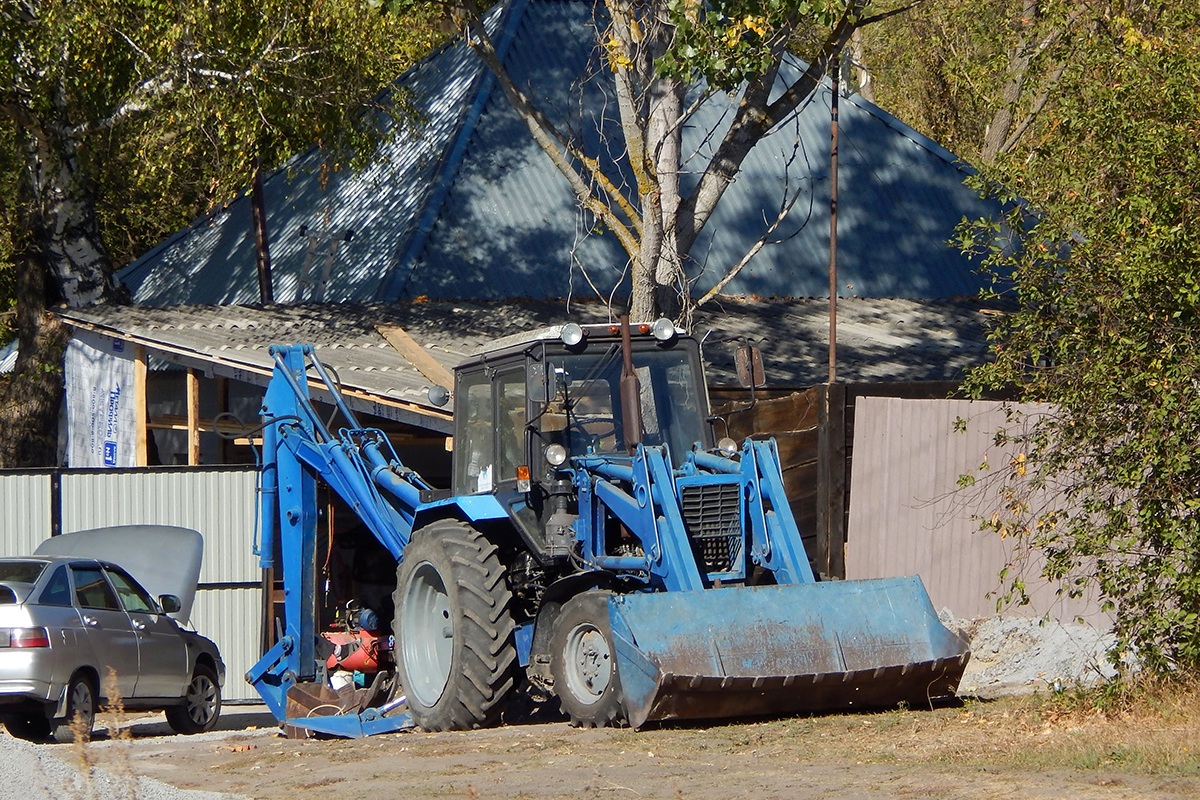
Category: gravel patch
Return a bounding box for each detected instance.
[3,728,248,800]
[946,614,1118,697]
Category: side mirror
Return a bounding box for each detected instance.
[427,385,451,407]
[158,594,182,614]
[527,361,548,404]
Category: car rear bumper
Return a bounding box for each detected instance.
[0,651,59,702]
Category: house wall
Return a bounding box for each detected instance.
[846,396,1107,624]
[0,467,263,701]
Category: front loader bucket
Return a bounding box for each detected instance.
[608,577,970,728]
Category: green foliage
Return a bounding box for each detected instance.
[0,0,449,275]
[658,0,856,90]
[858,0,1081,163]
[963,4,1200,674]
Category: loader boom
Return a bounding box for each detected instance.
[248,322,969,736]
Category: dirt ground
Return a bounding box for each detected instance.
[61,694,1200,800]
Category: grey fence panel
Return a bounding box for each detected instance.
[60,468,260,584]
[0,472,53,555]
[187,585,262,702]
[846,397,1106,624]
[2,468,265,703]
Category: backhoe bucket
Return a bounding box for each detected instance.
[608,577,970,728]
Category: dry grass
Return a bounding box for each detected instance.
[65,668,139,800]
[625,678,1200,776]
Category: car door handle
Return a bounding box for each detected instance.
[131,619,146,631]
[83,615,99,627]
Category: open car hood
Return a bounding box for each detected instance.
[35,525,203,623]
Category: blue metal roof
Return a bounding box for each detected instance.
[117,0,1001,307]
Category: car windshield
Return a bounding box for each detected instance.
[0,561,47,604]
[543,345,707,464]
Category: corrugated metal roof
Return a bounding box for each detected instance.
[0,339,16,373]
[116,0,1001,308]
[58,297,997,427]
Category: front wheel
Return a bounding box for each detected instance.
[550,591,627,728]
[393,520,517,731]
[166,664,222,734]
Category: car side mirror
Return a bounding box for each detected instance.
[158,594,182,614]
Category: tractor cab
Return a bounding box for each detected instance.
[445,320,711,562]
[448,320,711,498]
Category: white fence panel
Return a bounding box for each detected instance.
[1,467,264,702]
[60,468,259,584]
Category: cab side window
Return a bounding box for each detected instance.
[496,370,526,481]
[455,372,494,494]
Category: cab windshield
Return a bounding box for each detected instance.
[541,343,707,465]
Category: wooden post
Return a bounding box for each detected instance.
[252,157,274,304]
[134,344,148,466]
[187,368,201,465]
[216,376,230,463]
[815,383,847,579]
[828,56,840,385]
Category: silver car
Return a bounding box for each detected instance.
[0,526,225,742]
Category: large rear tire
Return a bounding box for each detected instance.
[550,591,627,728]
[393,520,516,731]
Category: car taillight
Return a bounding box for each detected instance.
[1,627,51,648]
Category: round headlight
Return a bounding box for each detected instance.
[560,323,585,347]
[717,437,739,456]
[651,317,677,342]
[545,443,569,466]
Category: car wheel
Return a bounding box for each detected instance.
[166,664,222,734]
[3,713,53,741]
[53,672,97,743]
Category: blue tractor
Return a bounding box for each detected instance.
[247,319,969,736]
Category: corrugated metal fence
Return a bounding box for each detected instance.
[846,397,1105,624]
[0,467,262,701]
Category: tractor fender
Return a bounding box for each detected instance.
[409,494,510,542]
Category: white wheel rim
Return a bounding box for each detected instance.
[563,623,612,705]
[401,561,453,707]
